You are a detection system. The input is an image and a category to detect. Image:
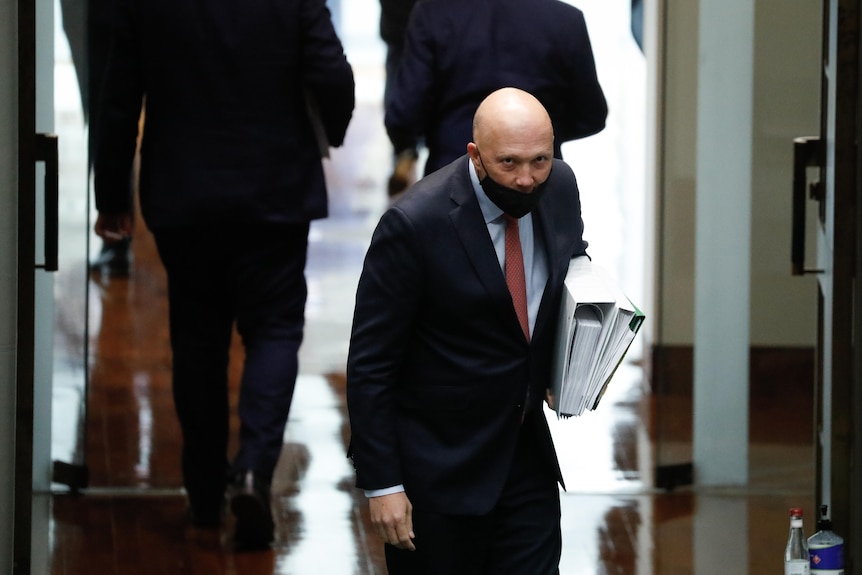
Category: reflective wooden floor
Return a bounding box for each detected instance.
[40,2,815,573]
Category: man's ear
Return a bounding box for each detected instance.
[466,143,482,175]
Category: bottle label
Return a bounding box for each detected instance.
[786,559,811,575]
[810,544,844,571]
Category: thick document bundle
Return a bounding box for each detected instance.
[551,257,645,417]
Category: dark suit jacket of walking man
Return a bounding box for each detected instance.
[347,88,590,574]
[385,0,608,176]
[92,0,355,549]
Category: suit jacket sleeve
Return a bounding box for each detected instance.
[552,9,607,142]
[299,0,355,147]
[346,206,425,490]
[93,0,144,214]
[383,1,435,155]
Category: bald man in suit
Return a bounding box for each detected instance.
[347,87,590,574]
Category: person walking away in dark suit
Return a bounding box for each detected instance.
[379,0,420,197]
[92,0,355,549]
[385,0,607,178]
[347,87,590,574]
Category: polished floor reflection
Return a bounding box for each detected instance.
[42,1,815,574]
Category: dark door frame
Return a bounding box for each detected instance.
[816,0,860,568]
[15,0,36,571]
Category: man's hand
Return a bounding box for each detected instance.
[369,491,416,551]
[545,388,556,411]
[94,212,134,243]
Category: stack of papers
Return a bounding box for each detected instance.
[551,257,645,417]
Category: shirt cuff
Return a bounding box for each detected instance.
[364,484,405,498]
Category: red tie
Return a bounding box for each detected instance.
[504,215,530,341]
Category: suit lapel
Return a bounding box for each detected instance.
[448,165,522,331]
[447,158,578,344]
[450,185,511,303]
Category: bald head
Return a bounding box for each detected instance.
[472,88,554,149]
[467,88,555,194]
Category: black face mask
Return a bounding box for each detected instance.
[477,155,550,218]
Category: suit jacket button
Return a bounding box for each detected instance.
[515,403,523,410]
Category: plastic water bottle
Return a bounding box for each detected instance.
[808,505,844,574]
[785,507,810,575]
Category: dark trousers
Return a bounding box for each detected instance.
[153,223,309,514]
[384,419,562,575]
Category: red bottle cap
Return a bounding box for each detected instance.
[790,507,803,518]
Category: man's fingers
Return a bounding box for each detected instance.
[545,388,556,410]
[94,212,134,242]
[375,522,415,550]
[391,510,415,550]
[381,525,415,550]
[395,527,416,551]
[369,492,416,550]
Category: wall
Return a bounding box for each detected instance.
[749,0,821,346]
[655,0,820,352]
[656,0,699,347]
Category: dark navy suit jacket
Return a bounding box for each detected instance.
[385,0,608,174]
[346,156,589,515]
[94,0,355,229]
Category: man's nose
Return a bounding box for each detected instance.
[514,165,534,189]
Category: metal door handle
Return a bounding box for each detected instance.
[791,136,823,275]
[34,132,58,272]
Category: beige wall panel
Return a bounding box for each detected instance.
[657,0,819,347]
[658,0,699,345]
[749,0,820,346]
